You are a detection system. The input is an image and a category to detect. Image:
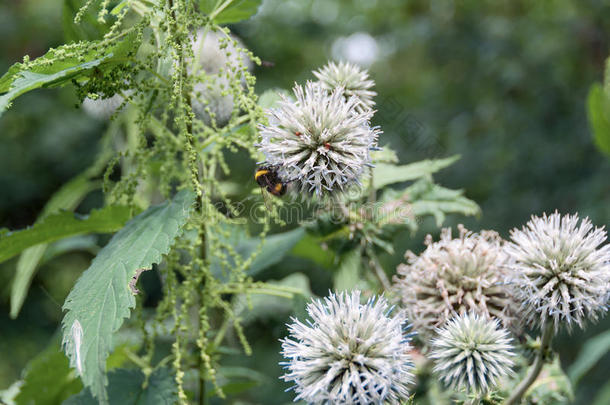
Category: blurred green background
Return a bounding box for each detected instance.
[1,0,609,403]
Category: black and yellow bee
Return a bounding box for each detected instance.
[254,165,287,197]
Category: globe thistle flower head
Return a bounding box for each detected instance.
[280,291,414,404]
[313,61,376,111]
[394,225,518,339]
[505,211,610,332]
[190,29,253,75]
[82,93,126,120]
[258,81,380,197]
[430,312,515,395]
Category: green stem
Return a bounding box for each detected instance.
[504,323,554,405]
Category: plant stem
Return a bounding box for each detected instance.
[504,323,554,405]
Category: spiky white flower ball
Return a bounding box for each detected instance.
[313,61,376,111]
[430,312,515,395]
[280,291,414,404]
[258,81,380,196]
[191,76,235,127]
[394,225,518,339]
[505,212,610,332]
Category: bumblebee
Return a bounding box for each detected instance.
[254,165,287,197]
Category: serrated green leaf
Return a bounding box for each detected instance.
[258,88,289,109]
[206,0,262,24]
[0,33,138,117]
[372,155,460,189]
[63,368,176,405]
[0,205,131,265]
[61,190,195,404]
[10,175,100,318]
[567,329,610,385]
[15,341,82,405]
[587,84,610,156]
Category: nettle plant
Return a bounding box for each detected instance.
[0,2,609,405]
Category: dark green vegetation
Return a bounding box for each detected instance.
[1,1,609,404]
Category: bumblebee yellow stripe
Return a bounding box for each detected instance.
[273,183,283,193]
[255,169,269,180]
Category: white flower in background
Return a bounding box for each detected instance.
[395,225,518,339]
[331,32,379,68]
[190,29,253,75]
[313,61,376,111]
[505,212,610,332]
[190,29,253,127]
[430,313,515,395]
[191,76,235,128]
[280,291,414,404]
[258,81,380,197]
[82,93,126,120]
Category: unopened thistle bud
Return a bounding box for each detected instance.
[313,61,376,111]
[505,212,610,332]
[258,81,380,197]
[280,291,414,404]
[394,225,518,339]
[430,312,515,395]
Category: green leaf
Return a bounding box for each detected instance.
[291,234,336,269]
[587,84,610,156]
[204,0,263,24]
[0,33,137,117]
[61,190,195,404]
[63,368,176,405]
[258,88,289,109]
[567,329,610,385]
[333,249,363,291]
[211,225,305,278]
[372,155,460,189]
[15,342,82,405]
[593,379,610,405]
[10,175,100,318]
[0,205,132,265]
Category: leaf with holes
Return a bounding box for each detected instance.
[61,190,195,404]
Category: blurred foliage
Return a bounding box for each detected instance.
[1,0,609,404]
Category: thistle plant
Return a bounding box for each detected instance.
[313,61,377,111]
[430,312,515,395]
[394,225,518,339]
[258,80,380,197]
[280,291,414,404]
[505,211,610,332]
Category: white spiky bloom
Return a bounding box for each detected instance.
[258,81,380,196]
[313,61,376,111]
[190,29,253,75]
[280,291,414,404]
[505,212,610,332]
[395,225,518,339]
[430,312,515,395]
[191,76,235,127]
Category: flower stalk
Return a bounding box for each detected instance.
[503,323,554,405]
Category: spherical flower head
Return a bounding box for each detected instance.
[430,312,515,395]
[313,61,376,111]
[394,225,518,339]
[280,291,414,404]
[505,211,610,332]
[258,81,380,197]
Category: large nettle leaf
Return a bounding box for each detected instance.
[63,368,177,405]
[61,190,195,404]
[0,205,132,265]
[199,0,263,24]
[0,31,138,117]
